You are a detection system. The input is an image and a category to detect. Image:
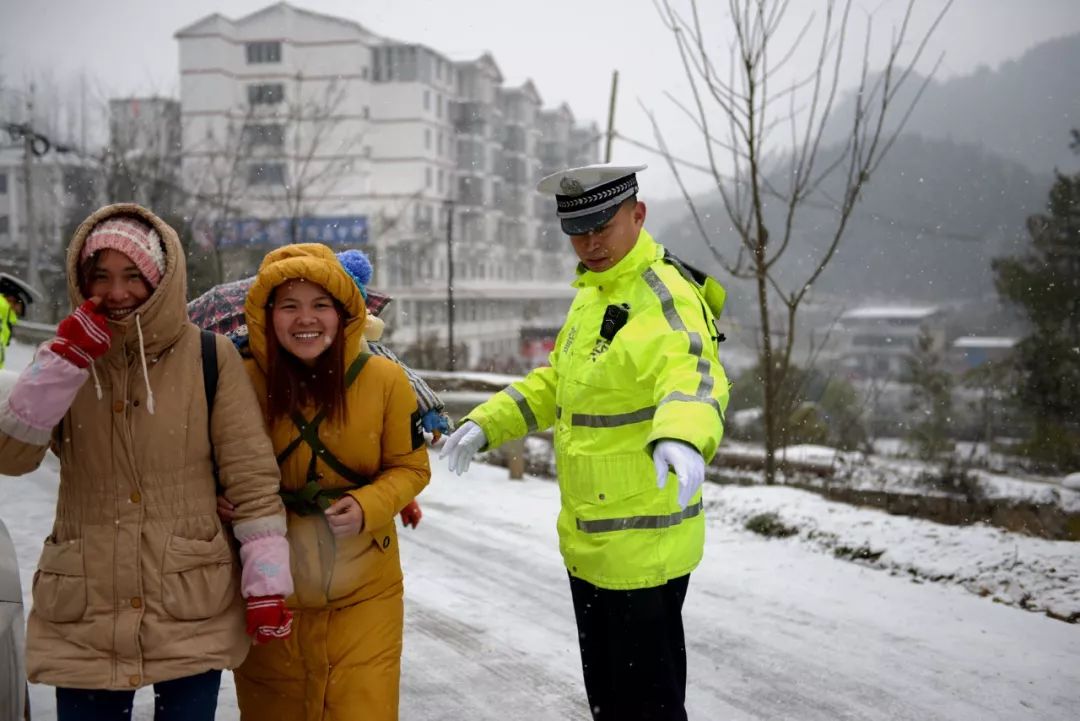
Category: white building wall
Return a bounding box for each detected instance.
[176,4,593,369]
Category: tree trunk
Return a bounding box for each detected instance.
[756,249,778,485]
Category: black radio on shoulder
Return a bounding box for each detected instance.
[599,303,630,341]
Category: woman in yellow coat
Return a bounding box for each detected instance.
[233,243,431,721]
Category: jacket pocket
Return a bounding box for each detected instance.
[558,452,655,513]
[161,530,237,621]
[32,537,87,623]
[326,529,395,602]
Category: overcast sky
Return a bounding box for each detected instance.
[2,0,1079,200]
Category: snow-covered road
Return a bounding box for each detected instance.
[4,459,1077,720]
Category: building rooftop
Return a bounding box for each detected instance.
[841,306,940,321]
[952,336,1018,349]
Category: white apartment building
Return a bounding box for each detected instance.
[175,2,599,370]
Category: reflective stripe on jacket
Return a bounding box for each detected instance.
[466,230,729,590]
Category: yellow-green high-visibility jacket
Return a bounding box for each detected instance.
[0,294,16,371]
[464,229,729,590]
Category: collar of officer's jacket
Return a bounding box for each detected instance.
[572,228,659,289]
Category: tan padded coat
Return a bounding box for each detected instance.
[0,204,287,690]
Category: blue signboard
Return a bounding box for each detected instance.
[209,216,369,248]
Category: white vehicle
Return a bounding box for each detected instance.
[0,517,28,720]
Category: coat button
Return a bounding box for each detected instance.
[130,491,141,504]
[131,597,142,609]
[598,493,606,501]
[113,400,125,413]
[128,674,140,687]
[382,536,391,549]
[133,399,140,407]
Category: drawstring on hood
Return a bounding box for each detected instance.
[135,314,155,414]
[89,362,103,400]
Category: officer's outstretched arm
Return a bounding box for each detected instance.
[461,364,557,452]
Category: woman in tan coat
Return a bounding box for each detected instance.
[0,204,293,720]
[231,243,430,721]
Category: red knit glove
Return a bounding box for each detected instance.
[50,297,111,368]
[246,595,293,644]
[399,500,423,529]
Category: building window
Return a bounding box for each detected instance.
[436,93,443,118]
[246,41,282,64]
[363,146,372,158]
[437,132,443,156]
[361,66,369,80]
[0,216,8,235]
[423,90,431,111]
[241,123,285,149]
[437,169,444,193]
[425,166,432,188]
[0,173,7,194]
[248,162,286,185]
[424,129,431,150]
[248,83,284,105]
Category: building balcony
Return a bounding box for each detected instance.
[454,101,493,135]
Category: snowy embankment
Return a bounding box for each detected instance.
[522,433,1079,621]
[709,485,1080,622]
[718,440,1080,513]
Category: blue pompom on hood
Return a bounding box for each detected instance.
[336,249,372,300]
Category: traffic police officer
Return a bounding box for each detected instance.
[0,273,39,370]
[442,163,729,720]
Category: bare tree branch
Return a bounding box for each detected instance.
[653,0,952,484]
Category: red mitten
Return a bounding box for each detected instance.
[246,595,293,644]
[399,500,423,529]
[50,298,111,368]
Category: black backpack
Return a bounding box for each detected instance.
[200,330,221,489]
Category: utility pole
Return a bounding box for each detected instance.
[445,199,455,371]
[604,70,619,163]
[22,85,40,320]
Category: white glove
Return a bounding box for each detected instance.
[653,440,705,510]
[439,421,487,475]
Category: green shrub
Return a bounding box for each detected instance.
[744,512,799,538]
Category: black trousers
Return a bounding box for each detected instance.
[568,573,690,721]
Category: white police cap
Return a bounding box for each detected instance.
[537,163,647,234]
[0,272,42,307]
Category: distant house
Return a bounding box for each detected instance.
[837,305,945,379]
[951,336,1017,372]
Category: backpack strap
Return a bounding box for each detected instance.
[276,353,373,513]
[661,250,727,343]
[275,352,370,464]
[200,330,221,491]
